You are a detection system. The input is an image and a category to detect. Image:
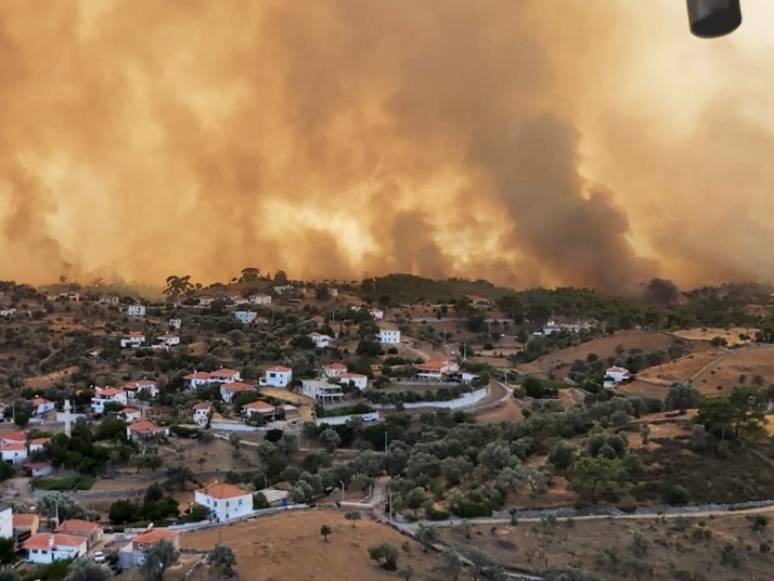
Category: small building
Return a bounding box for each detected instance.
[416,359,460,381]
[99,295,120,306]
[379,329,401,344]
[258,488,290,507]
[339,373,368,391]
[242,400,275,420]
[184,371,212,390]
[30,398,55,416]
[0,442,27,464]
[118,528,180,570]
[126,304,146,317]
[169,318,182,330]
[220,382,258,404]
[192,402,211,427]
[323,362,347,378]
[370,307,384,320]
[260,365,293,388]
[198,295,216,307]
[28,438,51,455]
[124,379,159,399]
[120,332,145,349]
[605,366,631,385]
[91,387,128,414]
[126,420,168,441]
[301,379,344,405]
[120,407,142,423]
[194,482,254,522]
[249,294,272,306]
[56,520,103,548]
[22,462,53,477]
[0,308,16,318]
[309,332,332,349]
[158,333,180,347]
[13,513,39,540]
[209,368,242,384]
[24,533,87,564]
[0,505,11,539]
[235,310,257,325]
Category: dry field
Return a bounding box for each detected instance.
[182,509,459,580]
[672,327,758,347]
[517,330,708,376]
[637,345,774,397]
[23,366,78,389]
[475,397,524,424]
[440,509,774,580]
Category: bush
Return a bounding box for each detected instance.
[663,484,690,505]
[548,442,575,470]
[32,475,95,491]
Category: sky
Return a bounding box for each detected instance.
[1,0,774,292]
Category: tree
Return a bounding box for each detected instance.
[164,275,194,300]
[548,442,575,470]
[665,384,699,412]
[640,424,651,446]
[571,455,624,503]
[64,559,112,581]
[318,428,341,453]
[320,524,332,542]
[209,544,237,578]
[0,540,13,565]
[0,568,19,581]
[37,492,90,521]
[398,564,414,581]
[141,539,179,581]
[109,499,139,524]
[416,525,438,552]
[368,543,399,570]
[274,270,288,285]
[697,387,767,440]
[239,267,260,283]
[442,552,462,581]
[345,512,361,527]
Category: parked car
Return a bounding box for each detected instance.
[93,551,106,563]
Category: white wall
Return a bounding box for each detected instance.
[194,491,253,522]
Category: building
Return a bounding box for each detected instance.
[126,304,146,317]
[126,420,168,441]
[370,307,385,320]
[605,366,631,385]
[91,387,128,414]
[13,513,39,540]
[183,368,241,390]
[309,332,332,349]
[0,431,26,446]
[29,438,51,454]
[0,308,16,318]
[339,373,368,391]
[30,398,55,416]
[99,295,120,306]
[242,400,275,420]
[0,505,11,539]
[56,520,103,548]
[260,365,293,388]
[198,295,215,307]
[249,294,272,306]
[235,310,257,325]
[301,379,344,404]
[194,482,254,522]
[416,359,460,381]
[22,462,53,477]
[220,382,258,404]
[0,443,27,464]
[118,528,180,570]
[322,362,347,379]
[158,333,180,347]
[379,329,401,344]
[123,379,159,399]
[120,407,142,422]
[192,402,211,427]
[24,533,87,564]
[169,318,182,330]
[184,371,212,390]
[120,332,145,349]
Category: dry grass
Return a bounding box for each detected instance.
[672,327,758,347]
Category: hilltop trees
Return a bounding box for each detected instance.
[164,275,194,300]
[696,387,767,440]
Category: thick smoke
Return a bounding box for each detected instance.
[0,1,770,291]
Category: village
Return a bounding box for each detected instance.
[0,274,774,580]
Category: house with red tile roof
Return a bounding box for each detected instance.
[91,387,128,414]
[126,420,168,441]
[322,362,347,378]
[118,528,180,570]
[56,519,103,547]
[0,442,27,464]
[192,402,211,427]
[24,532,87,564]
[260,365,292,388]
[220,381,257,404]
[194,482,253,522]
[242,400,275,420]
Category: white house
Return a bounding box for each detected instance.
[220,382,258,404]
[29,437,51,455]
[0,505,11,540]
[126,420,169,441]
[91,387,128,414]
[605,366,631,385]
[120,332,145,349]
[242,400,275,420]
[323,362,347,379]
[309,332,332,349]
[379,329,401,344]
[123,379,159,399]
[169,318,182,330]
[118,528,180,570]
[235,310,257,325]
[260,365,292,388]
[250,294,272,306]
[416,359,460,381]
[0,308,16,318]
[301,379,344,404]
[198,296,216,307]
[370,307,384,320]
[192,402,211,427]
[0,443,27,464]
[184,371,212,390]
[209,368,242,384]
[339,373,368,391]
[56,520,104,548]
[194,482,254,522]
[30,397,55,416]
[126,304,146,317]
[120,407,142,423]
[158,333,180,347]
[24,533,87,564]
[99,295,120,306]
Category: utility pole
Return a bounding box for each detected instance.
[384,431,388,452]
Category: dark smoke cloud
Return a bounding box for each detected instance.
[2,0,764,292]
[643,277,680,306]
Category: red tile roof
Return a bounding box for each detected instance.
[127,420,165,434]
[184,371,211,380]
[266,365,291,372]
[199,482,250,499]
[24,533,85,551]
[210,368,239,377]
[56,519,102,535]
[324,363,347,370]
[221,382,257,393]
[13,514,38,528]
[132,528,179,547]
[96,387,125,397]
[0,442,26,452]
[0,431,26,442]
[192,402,211,410]
[242,400,274,413]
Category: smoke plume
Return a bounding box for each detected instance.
[0,1,772,291]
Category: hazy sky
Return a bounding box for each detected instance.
[1,0,774,291]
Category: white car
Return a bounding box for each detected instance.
[93,551,106,563]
